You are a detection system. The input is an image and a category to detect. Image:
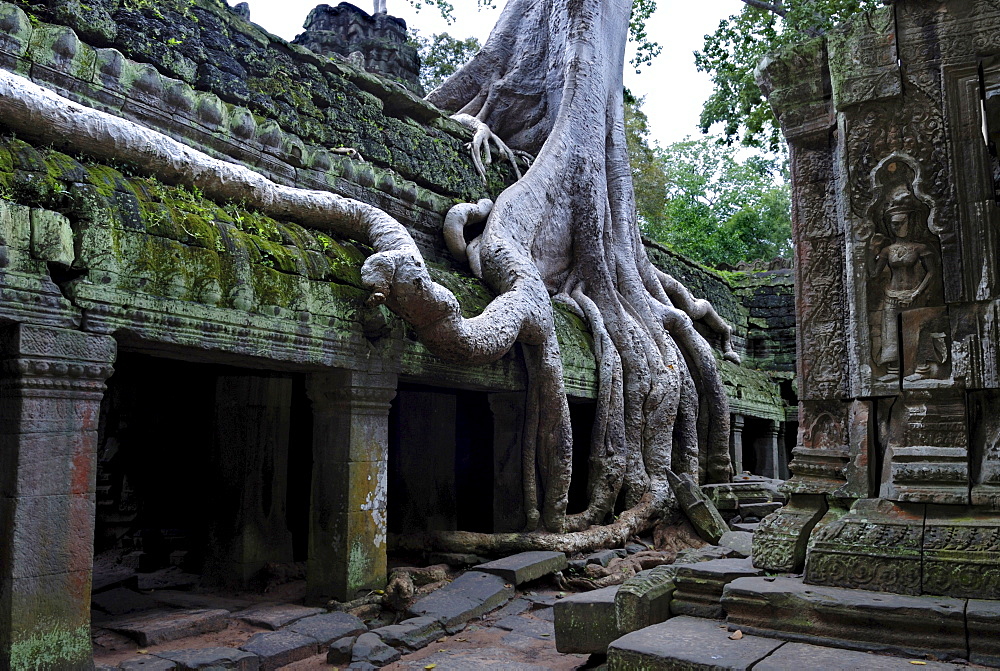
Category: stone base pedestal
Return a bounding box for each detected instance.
[702,475,786,521]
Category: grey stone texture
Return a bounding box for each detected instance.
[754,642,968,670]
[104,609,231,646]
[607,616,784,670]
[235,604,324,631]
[91,588,160,616]
[371,616,444,650]
[667,471,729,543]
[584,549,619,567]
[967,599,1000,667]
[722,576,968,660]
[671,558,763,619]
[408,570,514,630]
[119,658,178,671]
[239,630,319,670]
[327,635,359,665]
[286,612,367,647]
[351,632,401,667]
[614,565,676,634]
[152,647,259,670]
[475,551,568,585]
[29,208,74,266]
[719,530,754,558]
[553,585,621,655]
[494,615,556,640]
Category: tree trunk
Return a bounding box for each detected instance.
[0,0,734,552]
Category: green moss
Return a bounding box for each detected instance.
[10,622,90,671]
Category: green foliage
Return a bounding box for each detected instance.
[695,0,880,149]
[411,30,482,91]
[646,136,792,267]
[11,623,91,671]
[625,96,791,268]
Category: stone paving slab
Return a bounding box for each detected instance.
[372,616,444,650]
[553,584,621,654]
[286,612,367,647]
[152,647,258,670]
[352,631,402,666]
[755,642,970,670]
[235,603,324,630]
[408,570,514,630]
[396,646,552,670]
[494,615,556,640]
[967,599,1000,667]
[722,576,968,660]
[104,608,231,646]
[607,615,783,670]
[491,597,533,619]
[719,530,754,558]
[475,551,568,585]
[118,658,177,671]
[239,630,318,670]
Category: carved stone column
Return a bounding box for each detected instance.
[0,324,115,670]
[305,369,396,602]
[761,421,781,479]
[204,375,294,588]
[730,414,745,476]
[752,37,843,572]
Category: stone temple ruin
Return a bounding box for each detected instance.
[0,0,996,668]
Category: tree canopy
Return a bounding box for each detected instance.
[626,95,791,267]
[411,31,482,92]
[696,0,880,149]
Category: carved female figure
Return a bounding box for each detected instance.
[869,183,939,381]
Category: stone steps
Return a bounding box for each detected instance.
[607,616,970,670]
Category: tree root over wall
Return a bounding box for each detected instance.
[0,0,738,553]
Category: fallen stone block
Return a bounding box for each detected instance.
[675,545,740,563]
[371,616,444,650]
[566,559,587,573]
[351,632,401,667]
[624,543,648,555]
[408,570,514,631]
[327,635,359,665]
[239,631,318,670]
[554,585,622,654]
[722,576,968,660]
[585,549,619,567]
[475,551,568,585]
[236,603,323,630]
[671,558,763,619]
[719,530,754,558]
[119,658,177,671]
[754,641,969,670]
[614,565,676,634]
[967,599,1000,667]
[286,612,367,647]
[105,608,230,646]
[495,615,556,640]
[492,597,533,619]
[733,522,759,533]
[668,470,729,543]
[607,615,783,670]
[152,647,258,670]
[741,501,782,519]
[152,591,254,613]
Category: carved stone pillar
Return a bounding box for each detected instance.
[753,37,845,572]
[490,392,526,532]
[204,375,294,588]
[730,414,745,476]
[305,369,396,602]
[761,421,781,479]
[0,324,115,670]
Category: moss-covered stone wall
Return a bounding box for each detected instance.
[0,0,796,413]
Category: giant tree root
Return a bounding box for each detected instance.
[395,494,663,556]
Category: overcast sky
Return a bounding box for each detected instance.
[242,0,740,148]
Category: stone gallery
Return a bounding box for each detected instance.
[0,0,992,668]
